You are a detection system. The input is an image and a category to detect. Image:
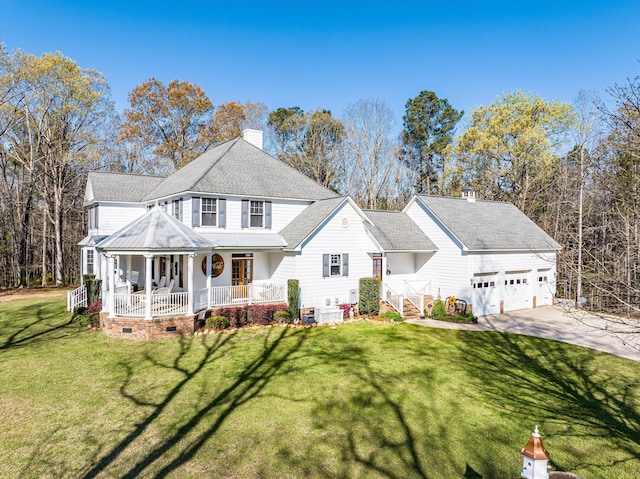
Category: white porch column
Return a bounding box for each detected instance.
[381,254,388,300]
[187,253,195,315]
[96,250,102,279]
[206,253,212,309]
[107,255,116,318]
[100,253,108,312]
[145,254,153,320]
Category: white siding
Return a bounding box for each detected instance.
[405,200,469,300]
[191,195,310,233]
[295,202,379,311]
[97,203,146,235]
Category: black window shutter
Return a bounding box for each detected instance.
[179,198,183,221]
[219,198,226,228]
[323,254,330,278]
[241,199,249,228]
[192,197,200,227]
[342,253,349,276]
[265,201,272,229]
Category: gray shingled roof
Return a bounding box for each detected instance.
[416,196,561,251]
[97,206,212,251]
[84,172,165,205]
[199,232,287,249]
[278,197,348,249]
[142,138,339,202]
[363,210,438,252]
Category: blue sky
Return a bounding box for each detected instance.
[1,0,638,130]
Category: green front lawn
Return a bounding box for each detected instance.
[1,296,638,478]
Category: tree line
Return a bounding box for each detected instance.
[1,46,638,320]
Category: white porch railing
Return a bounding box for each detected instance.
[67,285,87,311]
[109,283,286,318]
[385,285,403,316]
[113,292,189,317]
[209,283,286,307]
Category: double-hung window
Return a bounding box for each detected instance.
[88,206,98,230]
[202,198,217,226]
[86,249,94,275]
[323,253,349,277]
[330,254,341,276]
[172,199,182,221]
[250,200,264,227]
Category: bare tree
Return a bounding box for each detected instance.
[341,99,400,209]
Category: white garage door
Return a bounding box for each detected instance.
[471,274,499,315]
[504,271,531,311]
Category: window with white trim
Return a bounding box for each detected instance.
[323,253,349,277]
[330,254,341,276]
[250,200,264,227]
[87,249,94,274]
[88,206,98,229]
[202,198,217,226]
[172,199,182,220]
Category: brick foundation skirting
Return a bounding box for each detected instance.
[100,312,196,340]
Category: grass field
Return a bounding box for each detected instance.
[0,296,638,478]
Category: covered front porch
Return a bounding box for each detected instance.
[93,206,287,328]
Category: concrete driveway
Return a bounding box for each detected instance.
[407,305,640,362]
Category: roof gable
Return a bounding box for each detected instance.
[414,195,561,251]
[143,138,339,202]
[278,197,350,250]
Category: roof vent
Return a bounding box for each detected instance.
[462,188,476,202]
[243,129,263,150]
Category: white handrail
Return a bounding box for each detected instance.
[384,284,403,316]
[405,282,424,314]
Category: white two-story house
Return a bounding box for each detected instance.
[77,130,560,339]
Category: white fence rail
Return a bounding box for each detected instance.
[67,285,87,311]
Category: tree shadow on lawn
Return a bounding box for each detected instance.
[0,300,82,352]
[80,326,306,479]
[456,330,640,476]
[276,336,464,479]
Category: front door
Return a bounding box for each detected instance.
[372,254,382,281]
[232,254,253,298]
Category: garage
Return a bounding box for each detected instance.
[503,271,532,311]
[471,273,500,315]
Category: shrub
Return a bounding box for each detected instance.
[431,299,447,319]
[287,279,299,321]
[338,303,352,318]
[87,301,102,314]
[89,312,101,328]
[247,304,273,326]
[214,303,289,328]
[214,306,248,328]
[206,315,230,330]
[359,277,380,316]
[380,311,403,322]
[274,310,291,324]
